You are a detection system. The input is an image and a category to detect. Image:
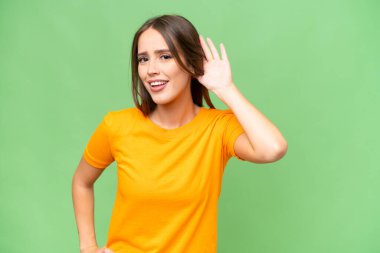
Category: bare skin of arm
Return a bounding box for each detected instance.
[72,156,114,253]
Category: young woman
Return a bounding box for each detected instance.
[72,14,287,253]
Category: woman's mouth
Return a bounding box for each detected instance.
[149,81,168,92]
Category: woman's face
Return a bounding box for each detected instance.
[137,28,192,106]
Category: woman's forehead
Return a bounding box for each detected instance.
[137,27,186,63]
[138,28,169,52]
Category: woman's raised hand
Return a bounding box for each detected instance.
[80,245,114,253]
[196,35,235,94]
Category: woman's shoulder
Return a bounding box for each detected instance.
[102,107,142,133]
[203,107,234,118]
[106,107,141,119]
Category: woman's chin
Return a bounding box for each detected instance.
[151,96,173,106]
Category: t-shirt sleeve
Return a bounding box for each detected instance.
[83,112,115,169]
[220,109,246,161]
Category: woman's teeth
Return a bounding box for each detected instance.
[150,81,167,86]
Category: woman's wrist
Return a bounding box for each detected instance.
[78,231,98,251]
[80,244,98,253]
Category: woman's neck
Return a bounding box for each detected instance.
[148,102,200,130]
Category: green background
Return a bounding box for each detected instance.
[1,0,379,252]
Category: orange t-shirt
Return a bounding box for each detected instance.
[83,106,245,253]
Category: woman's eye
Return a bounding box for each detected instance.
[138,55,171,64]
[161,54,172,60]
[137,57,148,63]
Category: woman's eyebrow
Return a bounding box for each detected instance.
[137,49,170,56]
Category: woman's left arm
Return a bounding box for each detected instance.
[197,36,288,163]
[215,84,288,163]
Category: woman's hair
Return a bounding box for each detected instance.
[131,14,216,116]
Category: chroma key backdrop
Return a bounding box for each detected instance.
[0,0,379,252]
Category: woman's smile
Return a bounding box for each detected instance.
[149,80,168,92]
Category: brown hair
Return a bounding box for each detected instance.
[131,14,215,116]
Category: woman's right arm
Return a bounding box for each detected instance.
[72,156,113,253]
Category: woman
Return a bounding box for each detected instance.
[72,14,287,253]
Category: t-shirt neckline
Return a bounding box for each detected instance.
[137,107,206,139]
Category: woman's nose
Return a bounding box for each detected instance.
[147,60,159,75]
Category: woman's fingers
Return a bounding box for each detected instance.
[220,43,229,61]
[199,35,212,61]
[199,35,225,62]
[100,247,114,253]
[206,37,220,60]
